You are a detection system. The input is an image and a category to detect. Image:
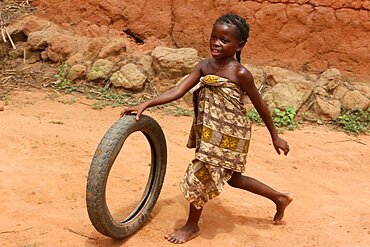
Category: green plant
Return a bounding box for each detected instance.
[52,63,76,93]
[1,95,10,105]
[91,101,107,110]
[22,241,37,247]
[88,88,144,109]
[60,96,77,105]
[246,108,262,124]
[272,106,298,130]
[300,112,323,125]
[335,108,370,134]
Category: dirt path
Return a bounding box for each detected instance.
[0,90,369,247]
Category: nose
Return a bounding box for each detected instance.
[212,39,221,47]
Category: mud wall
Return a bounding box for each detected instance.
[32,0,370,81]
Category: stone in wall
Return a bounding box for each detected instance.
[342,90,370,110]
[110,63,147,91]
[151,46,199,92]
[68,64,86,81]
[263,67,316,110]
[86,59,114,81]
[4,13,369,119]
[32,0,370,81]
[314,96,342,120]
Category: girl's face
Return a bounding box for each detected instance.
[209,22,244,60]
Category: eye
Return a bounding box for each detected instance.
[221,38,229,44]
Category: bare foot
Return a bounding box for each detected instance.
[273,193,293,222]
[164,224,200,244]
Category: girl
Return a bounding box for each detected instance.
[121,13,293,244]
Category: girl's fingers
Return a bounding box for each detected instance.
[120,111,127,117]
[284,145,290,155]
[135,110,143,121]
[120,105,145,120]
[120,109,133,118]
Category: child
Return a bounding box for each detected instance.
[121,13,293,244]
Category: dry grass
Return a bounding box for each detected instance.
[1,0,35,43]
[0,0,34,24]
[0,1,41,97]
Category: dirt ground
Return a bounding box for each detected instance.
[0,89,369,247]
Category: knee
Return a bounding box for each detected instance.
[227,180,237,188]
[227,173,242,188]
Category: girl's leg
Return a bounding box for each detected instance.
[165,203,202,244]
[227,172,293,222]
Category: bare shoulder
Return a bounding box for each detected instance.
[188,59,208,76]
[198,58,212,70]
[234,65,255,88]
[200,58,212,65]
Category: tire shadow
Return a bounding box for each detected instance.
[84,194,275,245]
[155,195,274,241]
[84,195,173,246]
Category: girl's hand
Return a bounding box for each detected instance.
[120,103,147,120]
[272,136,290,155]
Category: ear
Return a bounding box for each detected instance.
[237,41,245,52]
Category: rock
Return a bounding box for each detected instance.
[152,46,199,92]
[0,106,4,111]
[352,82,370,99]
[319,68,341,81]
[66,52,85,65]
[27,31,48,50]
[333,84,350,100]
[314,96,341,120]
[25,49,42,64]
[86,59,114,81]
[342,90,370,110]
[264,66,289,87]
[314,86,328,97]
[19,2,370,81]
[40,50,48,61]
[46,35,78,62]
[98,38,127,59]
[7,15,51,36]
[136,54,155,81]
[110,72,128,89]
[263,67,315,110]
[307,73,319,81]
[317,68,341,91]
[110,63,147,91]
[20,22,112,65]
[68,64,86,81]
[86,38,108,61]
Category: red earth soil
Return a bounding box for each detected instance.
[0,89,369,246]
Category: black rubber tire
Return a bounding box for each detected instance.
[86,114,167,239]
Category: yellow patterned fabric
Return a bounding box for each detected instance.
[180,159,233,209]
[180,75,251,208]
[187,75,252,173]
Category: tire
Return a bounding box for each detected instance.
[86,114,167,239]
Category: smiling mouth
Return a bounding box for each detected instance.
[211,49,221,54]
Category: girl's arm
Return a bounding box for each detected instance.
[237,69,290,155]
[120,61,203,120]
